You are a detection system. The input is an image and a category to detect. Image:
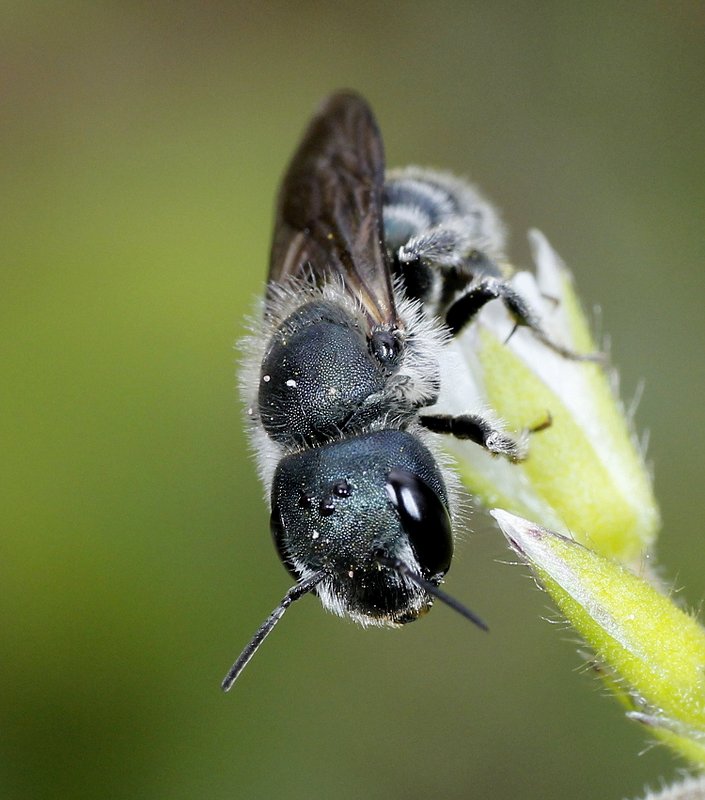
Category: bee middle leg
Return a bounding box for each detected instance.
[444,277,600,362]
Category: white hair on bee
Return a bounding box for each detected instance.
[304,539,429,629]
[384,166,508,267]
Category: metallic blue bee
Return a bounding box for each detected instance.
[223,92,583,690]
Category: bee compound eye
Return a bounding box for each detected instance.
[384,469,453,579]
[269,500,299,580]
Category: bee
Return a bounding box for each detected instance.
[222,92,587,691]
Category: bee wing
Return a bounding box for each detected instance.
[268,91,398,328]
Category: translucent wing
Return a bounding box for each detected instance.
[268,91,398,328]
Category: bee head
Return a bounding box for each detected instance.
[222,429,486,691]
[270,430,454,625]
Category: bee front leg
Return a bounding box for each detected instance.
[419,412,528,462]
[420,411,554,462]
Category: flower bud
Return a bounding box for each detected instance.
[493,510,705,766]
[437,230,659,564]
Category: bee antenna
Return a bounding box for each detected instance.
[375,554,488,633]
[221,571,326,692]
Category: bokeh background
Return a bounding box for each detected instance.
[3,3,704,798]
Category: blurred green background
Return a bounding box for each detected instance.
[2,3,704,798]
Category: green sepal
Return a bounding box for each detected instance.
[493,510,705,765]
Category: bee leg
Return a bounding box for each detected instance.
[445,278,602,362]
[419,413,527,462]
